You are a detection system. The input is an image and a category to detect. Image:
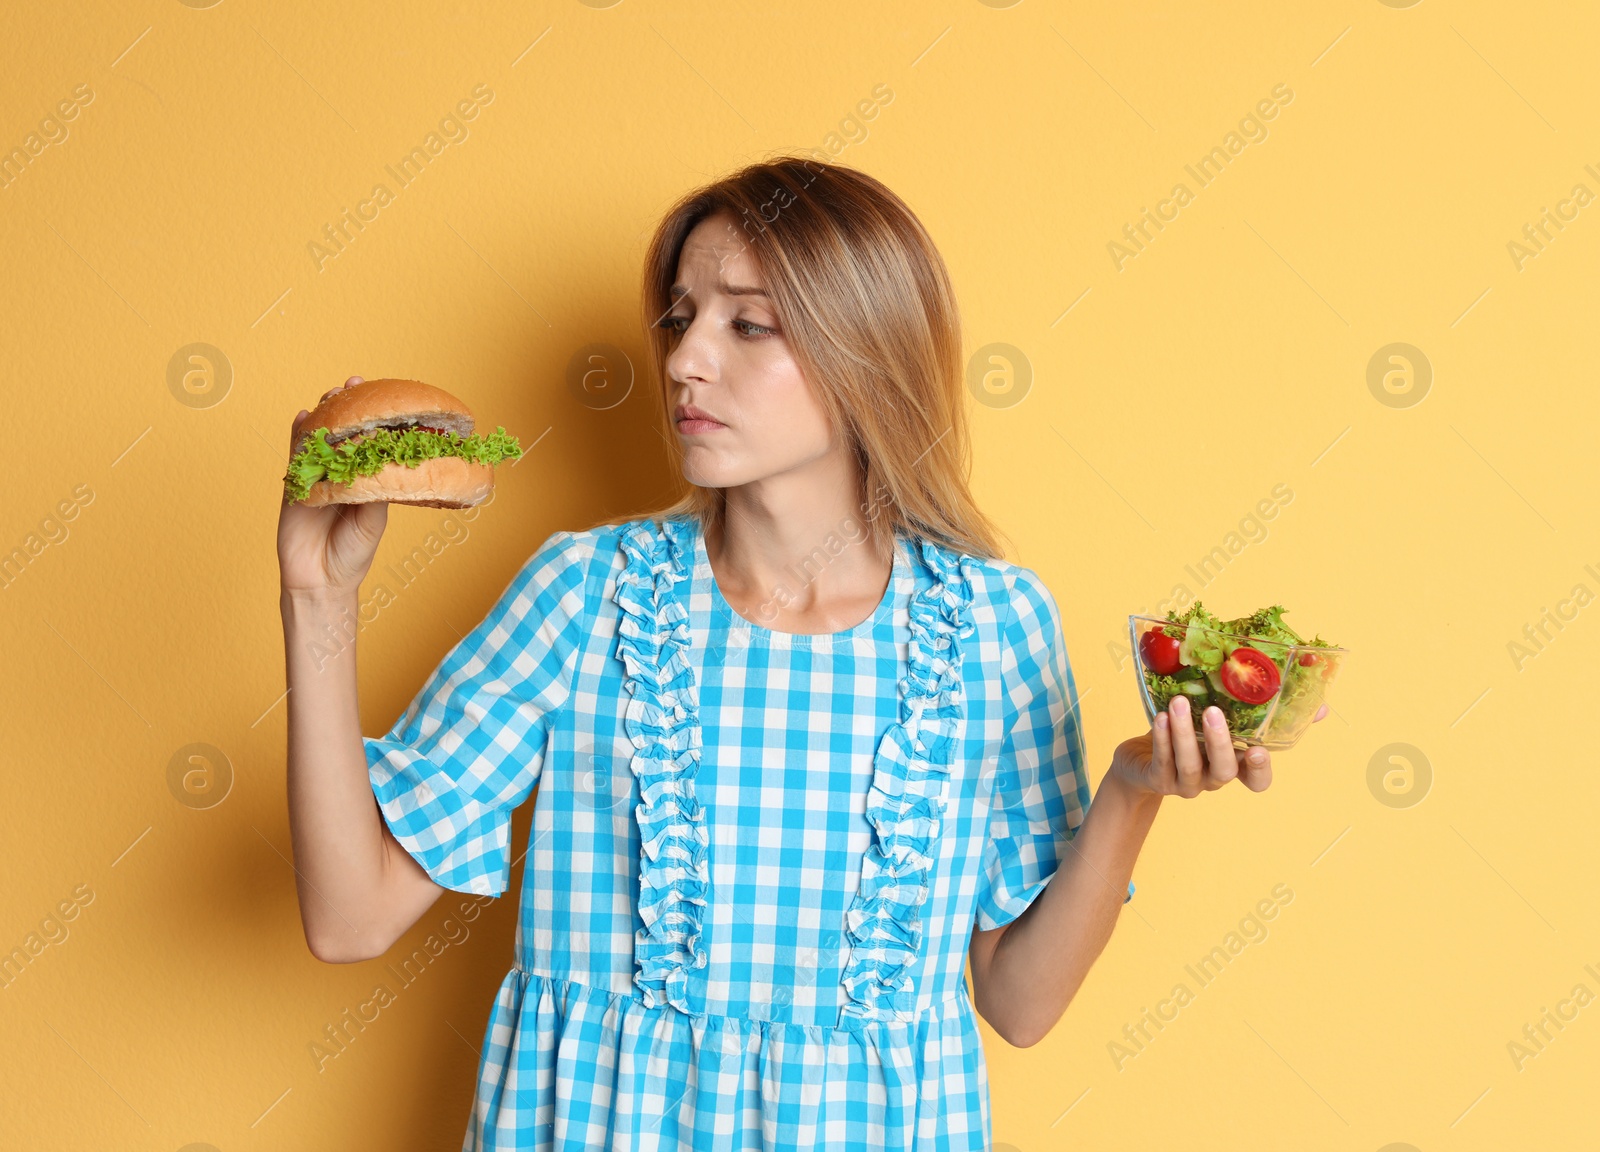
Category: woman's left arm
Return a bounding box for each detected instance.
[967,694,1325,1048]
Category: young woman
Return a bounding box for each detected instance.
[278,157,1323,1150]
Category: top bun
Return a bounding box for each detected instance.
[294,378,477,454]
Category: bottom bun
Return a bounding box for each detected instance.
[302,456,497,509]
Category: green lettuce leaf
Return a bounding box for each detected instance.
[1166,601,1234,671]
[1220,604,1301,648]
[282,425,522,503]
[1145,673,1181,714]
[1163,600,1225,632]
[1165,600,1337,656]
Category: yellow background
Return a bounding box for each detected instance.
[3,1,1595,1149]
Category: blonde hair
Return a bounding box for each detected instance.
[590,155,1010,564]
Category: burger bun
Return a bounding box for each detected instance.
[301,456,496,509]
[291,377,501,508]
[293,378,477,456]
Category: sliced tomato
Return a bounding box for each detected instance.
[1139,628,1185,675]
[1218,645,1282,704]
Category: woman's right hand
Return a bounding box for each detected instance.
[277,376,389,599]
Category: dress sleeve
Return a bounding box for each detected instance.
[363,529,592,896]
[973,567,1132,932]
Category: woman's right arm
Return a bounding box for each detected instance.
[277,378,447,963]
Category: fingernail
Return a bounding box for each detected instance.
[1205,706,1224,729]
[1248,748,1267,764]
[1172,696,1188,716]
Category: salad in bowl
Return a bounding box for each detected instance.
[1130,602,1345,751]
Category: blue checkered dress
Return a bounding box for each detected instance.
[365,513,1130,1150]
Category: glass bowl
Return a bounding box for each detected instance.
[1129,614,1347,751]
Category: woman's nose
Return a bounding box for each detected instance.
[665,323,716,386]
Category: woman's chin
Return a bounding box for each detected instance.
[679,458,756,490]
[679,463,734,489]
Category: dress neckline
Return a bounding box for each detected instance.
[689,513,908,643]
[610,513,980,1026]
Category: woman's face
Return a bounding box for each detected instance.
[658,211,837,491]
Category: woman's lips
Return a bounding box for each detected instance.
[676,417,725,434]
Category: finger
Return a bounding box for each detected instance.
[1150,709,1175,792]
[289,408,309,453]
[1237,746,1273,792]
[1168,696,1203,798]
[1200,705,1240,787]
[320,376,361,402]
[353,499,389,539]
[1313,703,1329,723]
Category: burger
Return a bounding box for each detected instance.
[282,378,521,508]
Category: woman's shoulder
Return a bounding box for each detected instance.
[914,537,1055,627]
[482,520,649,641]
[516,514,692,599]
[522,519,636,582]
[927,548,1071,700]
[549,513,695,565]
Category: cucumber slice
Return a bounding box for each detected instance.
[1178,680,1211,703]
[1205,668,1241,702]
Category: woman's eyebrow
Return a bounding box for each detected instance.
[669,282,768,299]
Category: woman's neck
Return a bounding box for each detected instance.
[708,456,894,634]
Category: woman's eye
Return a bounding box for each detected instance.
[654,315,775,339]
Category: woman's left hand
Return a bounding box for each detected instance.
[1108,696,1329,799]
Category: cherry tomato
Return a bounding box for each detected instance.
[1139,628,1185,676]
[1218,645,1282,704]
[1296,650,1319,666]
